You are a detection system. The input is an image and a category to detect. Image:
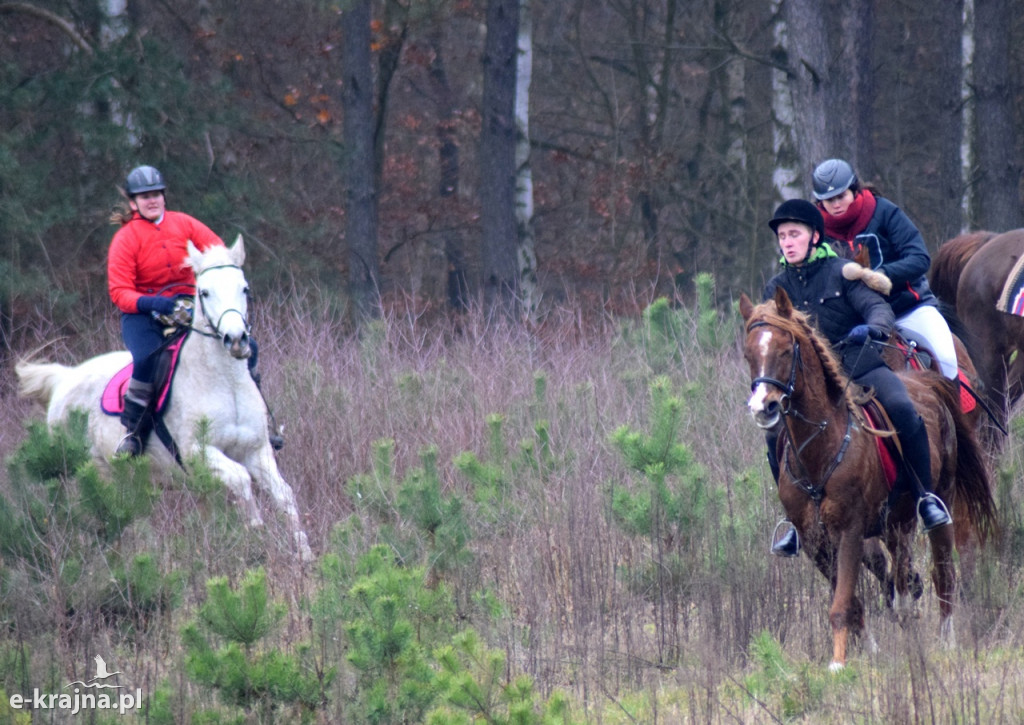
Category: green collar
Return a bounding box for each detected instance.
[780,243,836,267]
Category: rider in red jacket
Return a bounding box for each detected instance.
[108,166,281,456]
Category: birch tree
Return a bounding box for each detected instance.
[515,0,539,317]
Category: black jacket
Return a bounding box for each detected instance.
[763,250,895,377]
[840,196,937,317]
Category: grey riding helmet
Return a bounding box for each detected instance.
[812,159,857,200]
[125,165,167,196]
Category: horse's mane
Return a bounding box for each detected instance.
[189,243,234,274]
[746,302,854,408]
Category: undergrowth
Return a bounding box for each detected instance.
[0,283,1022,723]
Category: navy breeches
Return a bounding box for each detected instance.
[121,313,166,383]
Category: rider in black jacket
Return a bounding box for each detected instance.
[762,200,952,557]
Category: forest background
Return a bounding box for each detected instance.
[4,1,1024,723]
[2,0,1023,337]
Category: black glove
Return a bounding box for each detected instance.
[846,324,885,345]
[136,295,177,316]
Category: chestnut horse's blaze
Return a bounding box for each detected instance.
[739,287,996,670]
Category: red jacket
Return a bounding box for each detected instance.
[108,211,224,313]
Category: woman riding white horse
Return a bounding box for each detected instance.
[16,238,313,561]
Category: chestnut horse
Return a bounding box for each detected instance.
[930,229,1024,435]
[740,288,996,670]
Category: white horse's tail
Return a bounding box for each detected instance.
[15,360,70,407]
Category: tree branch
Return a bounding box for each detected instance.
[0,2,93,55]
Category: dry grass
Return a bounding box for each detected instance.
[2,291,1024,722]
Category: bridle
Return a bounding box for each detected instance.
[748,320,801,402]
[189,263,251,344]
[747,318,852,502]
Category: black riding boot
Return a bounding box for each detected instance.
[115,381,154,457]
[899,419,953,532]
[766,433,800,557]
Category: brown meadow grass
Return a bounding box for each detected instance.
[2,289,1024,722]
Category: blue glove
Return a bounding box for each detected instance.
[846,324,884,344]
[136,295,177,316]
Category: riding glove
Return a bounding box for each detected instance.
[136,295,177,316]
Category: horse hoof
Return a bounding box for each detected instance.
[828,661,845,673]
[295,532,314,562]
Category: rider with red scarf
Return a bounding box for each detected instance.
[762,199,952,557]
[812,159,958,384]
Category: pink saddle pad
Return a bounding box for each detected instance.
[101,337,185,415]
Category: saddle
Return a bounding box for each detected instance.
[853,391,900,491]
[101,335,187,416]
[888,332,977,414]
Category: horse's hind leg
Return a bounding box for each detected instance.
[861,538,892,606]
[928,525,958,649]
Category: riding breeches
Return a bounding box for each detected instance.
[121,312,166,384]
[895,303,958,380]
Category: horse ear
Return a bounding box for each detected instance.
[739,293,755,321]
[186,240,202,270]
[230,235,246,266]
[773,286,793,316]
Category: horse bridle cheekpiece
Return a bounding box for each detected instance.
[192,264,251,342]
[747,320,801,403]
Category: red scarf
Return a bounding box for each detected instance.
[820,189,877,246]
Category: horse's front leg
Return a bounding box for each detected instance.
[829,527,865,671]
[246,446,314,562]
[194,444,264,527]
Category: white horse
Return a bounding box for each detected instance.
[16,236,313,561]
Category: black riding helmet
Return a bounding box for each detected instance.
[768,199,825,241]
[812,158,857,200]
[125,165,166,196]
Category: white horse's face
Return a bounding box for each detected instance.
[189,236,252,360]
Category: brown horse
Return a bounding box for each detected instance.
[740,288,996,670]
[930,229,1024,433]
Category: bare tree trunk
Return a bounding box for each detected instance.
[961,0,976,228]
[428,28,470,311]
[769,0,802,200]
[929,0,965,241]
[480,0,520,314]
[838,3,872,167]
[973,0,1021,230]
[515,0,539,318]
[342,0,381,320]
[779,0,832,173]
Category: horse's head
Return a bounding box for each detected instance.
[740,289,799,430]
[187,235,252,360]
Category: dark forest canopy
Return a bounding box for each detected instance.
[1,0,1022,338]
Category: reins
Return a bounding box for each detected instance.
[748,318,855,502]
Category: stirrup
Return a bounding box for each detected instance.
[771,520,800,557]
[918,493,952,532]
